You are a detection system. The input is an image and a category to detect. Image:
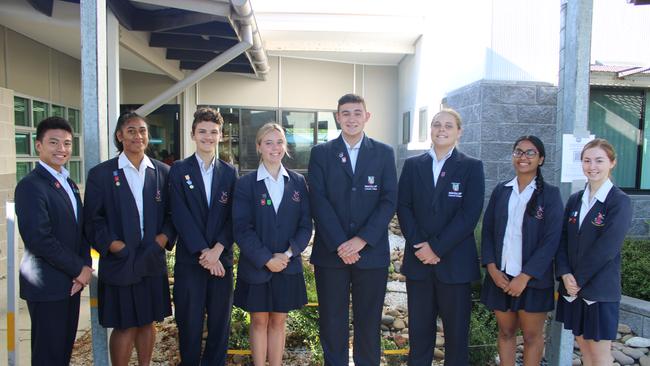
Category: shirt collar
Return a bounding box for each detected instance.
[428,146,454,162]
[39,160,70,180]
[343,134,364,150]
[505,176,537,191]
[583,178,613,204]
[118,153,154,171]
[257,163,289,182]
[195,153,215,172]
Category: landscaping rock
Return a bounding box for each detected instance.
[622,346,645,360]
[626,337,650,348]
[382,315,395,325]
[619,324,632,334]
[393,319,406,330]
[434,348,445,359]
[612,349,635,365]
[639,355,650,366]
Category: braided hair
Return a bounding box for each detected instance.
[512,135,546,217]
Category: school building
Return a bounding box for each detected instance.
[1,0,650,271]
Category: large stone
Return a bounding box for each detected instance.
[571,357,582,366]
[536,85,558,105]
[482,104,518,124]
[435,336,444,347]
[612,350,635,365]
[619,324,632,334]
[393,319,406,330]
[482,84,537,105]
[622,346,645,360]
[639,355,650,366]
[626,337,650,348]
[381,315,395,325]
[434,348,445,359]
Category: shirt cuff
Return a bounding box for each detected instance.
[284,248,293,258]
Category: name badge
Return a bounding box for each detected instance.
[448,182,462,198]
[364,176,378,191]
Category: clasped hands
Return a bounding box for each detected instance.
[413,242,440,265]
[337,237,367,264]
[486,263,531,297]
[561,273,581,297]
[200,243,226,277]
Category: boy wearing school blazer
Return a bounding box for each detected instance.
[15,117,93,365]
[308,94,398,366]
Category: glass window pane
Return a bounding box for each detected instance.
[239,109,276,170]
[316,111,339,143]
[419,108,428,142]
[31,134,37,156]
[588,89,642,188]
[68,108,80,133]
[52,105,65,118]
[16,162,32,181]
[73,136,80,157]
[33,101,49,124]
[402,112,411,144]
[282,111,315,169]
[15,133,29,155]
[217,106,240,168]
[641,90,650,189]
[14,97,29,126]
[68,161,82,183]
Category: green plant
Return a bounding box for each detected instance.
[468,301,498,366]
[166,247,176,276]
[228,307,251,350]
[621,238,650,301]
[303,261,318,303]
[287,306,323,365]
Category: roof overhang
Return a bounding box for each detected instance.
[590,64,650,87]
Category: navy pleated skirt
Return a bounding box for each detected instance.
[555,296,619,341]
[480,275,554,313]
[234,272,307,313]
[98,275,172,329]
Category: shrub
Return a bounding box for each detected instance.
[621,239,650,301]
[469,301,498,366]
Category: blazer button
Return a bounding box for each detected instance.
[350,222,356,228]
[352,187,357,192]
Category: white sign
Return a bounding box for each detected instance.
[561,134,595,183]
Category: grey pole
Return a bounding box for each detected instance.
[81,0,110,365]
[547,0,594,365]
[6,202,19,366]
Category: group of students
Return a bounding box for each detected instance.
[15,92,631,366]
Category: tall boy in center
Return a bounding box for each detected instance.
[308,93,398,366]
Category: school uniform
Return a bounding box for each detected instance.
[555,179,632,341]
[15,162,90,366]
[232,164,312,313]
[480,178,563,313]
[84,154,176,329]
[169,154,237,366]
[308,134,398,366]
[397,148,484,366]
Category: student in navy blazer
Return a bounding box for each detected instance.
[233,123,312,366]
[169,108,238,366]
[555,138,632,365]
[308,94,398,366]
[84,113,176,366]
[480,136,563,366]
[397,109,484,366]
[15,117,93,366]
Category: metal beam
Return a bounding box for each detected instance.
[133,9,223,32]
[119,26,185,81]
[167,49,248,63]
[149,33,238,51]
[136,25,253,116]
[131,0,231,17]
[159,22,238,38]
[180,61,253,72]
[617,66,650,78]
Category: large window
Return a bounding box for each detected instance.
[588,88,649,190]
[14,95,83,182]
[202,106,339,172]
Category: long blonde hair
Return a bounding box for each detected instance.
[255,122,291,159]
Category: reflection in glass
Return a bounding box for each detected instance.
[15,133,29,155]
[68,161,82,183]
[73,136,80,157]
[316,111,339,143]
[33,101,49,124]
[68,108,80,133]
[16,162,32,181]
[52,105,65,118]
[219,107,240,167]
[240,109,276,170]
[14,97,29,126]
[282,111,315,169]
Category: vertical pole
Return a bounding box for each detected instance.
[547,0,593,365]
[81,0,110,365]
[107,8,121,159]
[6,202,19,366]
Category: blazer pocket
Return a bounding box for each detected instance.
[111,244,130,259]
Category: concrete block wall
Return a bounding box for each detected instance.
[0,87,16,275]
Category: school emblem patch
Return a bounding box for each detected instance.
[219,191,229,204]
[535,205,544,220]
[448,182,462,198]
[591,212,605,227]
[292,190,301,202]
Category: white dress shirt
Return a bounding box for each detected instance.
[118,153,154,239]
[257,163,293,257]
[428,147,454,186]
[343,134,363,173]
[196,154,215,207]
[500,177,536,277]
[39,161,78,220]
[564,178,613,305]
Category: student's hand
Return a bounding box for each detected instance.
[70,280,84,296]
[272,253,290,266]
[504,273,531,297]
[108,240,126,253]
[487,263,510,290]
[341,253,361,265]
[205,260,226,277]
[155,233,169,249]
[76,265,94,286]
[413,242,440,265]
[562,273,580,296]
[199,244,224,268]
[265,257,288,272]
[337,237,367,258]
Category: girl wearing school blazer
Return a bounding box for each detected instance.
[480,136,563,366]
[84,112,176,366]
[232,123,312,366]
[556,138,632,365]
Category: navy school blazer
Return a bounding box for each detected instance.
[555,185,632,302]
[16,164,91,302]
[84,157,177,286]
[232,169,312,284]
[397,149,484,283]
[169,155,237,267]
[307,135,398,269]
[480,180,563,289]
